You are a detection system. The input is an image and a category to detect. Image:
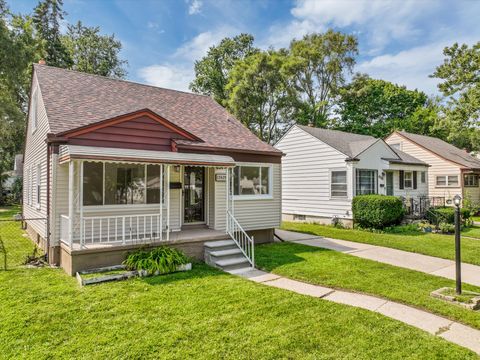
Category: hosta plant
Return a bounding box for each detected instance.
[123,246,189,275]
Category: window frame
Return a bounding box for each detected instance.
[35,163,41,210]
[403,171,413,189]
[330,169,348,199]
[82,162,166,208]
[31,88,38,133]
[232,163,273,200]
[355,169,378,196]
[436,175,459,188]
[464,174,479,187]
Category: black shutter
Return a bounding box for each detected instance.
[413,171,418,189]
[399,170,404,190]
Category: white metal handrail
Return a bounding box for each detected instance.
[226,210,254,267]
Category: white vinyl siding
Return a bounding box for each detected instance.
[275,126,352,220]
[23,72,49,239]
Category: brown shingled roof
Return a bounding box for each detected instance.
[394,131,480,169]
[34,64,280,155]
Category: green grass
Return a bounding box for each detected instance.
[256,242,480,331]
[462,226,480,239]
[282,221,480,266]
[440,288,480,304]
[0,209,478,358]
[471,216,480,223]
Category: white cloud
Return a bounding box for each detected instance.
[188,0,203,15]
[138,64,193,91]
[268,0,439,50]
[357,37,478,95]
[138,26,238,91]
[174,28,232,61]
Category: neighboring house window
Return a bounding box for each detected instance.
[421,171,426,184]
[355,169,377,195]
[390,143,401,150]
[233,165,272,197]
[464,174,479,187]
[404,171,413,189]
[331,170,347,198]
[436,175,459,187]
[31,89,38,132]
[82,162,163,206]
[36,164,41,208]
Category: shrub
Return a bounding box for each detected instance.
[123,246,189,275]
[425,207,471,225]
[439,222,455,234]
[352,195,405,229]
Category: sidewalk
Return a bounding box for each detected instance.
[239,269,480,355]
[275,229,480,287]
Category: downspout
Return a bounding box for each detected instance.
[45,134,67,264]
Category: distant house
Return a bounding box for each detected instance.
[275,125,429,227]
[386,131,480,207]
[23,63,282,275]
[2,154,23,196]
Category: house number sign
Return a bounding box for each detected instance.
[215,173,227,182]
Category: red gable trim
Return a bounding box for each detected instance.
[58,108,202,142]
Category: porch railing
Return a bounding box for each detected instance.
[226,210,254,267]
[60,215,69,243]
[79,213,165,247]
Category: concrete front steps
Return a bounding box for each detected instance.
[204,239,252,273]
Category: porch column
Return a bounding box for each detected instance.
[68,160,74,248]
[160,164,163,242]
[166,164,170,242]
[79,160,84,248]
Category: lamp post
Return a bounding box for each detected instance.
[453,194,462,294]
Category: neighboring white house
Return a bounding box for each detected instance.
[23,63,282,274]
[386,131,480,207]
[275,125,429,227]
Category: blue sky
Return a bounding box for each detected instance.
[9,0,480,95]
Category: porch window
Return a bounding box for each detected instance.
[330,170,347,198]
[436,175,459,187]
[82,162,163,206]
[464,174,479,187]
[421,171,426,184]
[355,169,377,195]
[233,165,272,197]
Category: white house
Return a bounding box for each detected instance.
[275,125,429,227]
[23,63,282,274]
[386,131,480,207]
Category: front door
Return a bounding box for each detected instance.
[386,172,394,196]
[183,166,205,224]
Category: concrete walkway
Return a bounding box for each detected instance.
[275,229,480,287]
[239,268,480,355]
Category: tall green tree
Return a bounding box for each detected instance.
[190,33,258,105]
[226,50,294,143]
[62,21,127,78]
[431,42,480,151]
[283,30,358,128]
[334,74,438,138]
[32,0,71,67]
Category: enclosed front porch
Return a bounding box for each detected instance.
[56,146,237,251]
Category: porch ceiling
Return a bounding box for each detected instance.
[59,145,235,166]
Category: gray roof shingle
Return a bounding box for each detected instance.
[34,64,280,155]
[396,131,480,169]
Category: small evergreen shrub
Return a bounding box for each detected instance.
[425,207,471,225]
[123,246,189,275]
[352,195,405,229]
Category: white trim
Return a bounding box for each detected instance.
[232,162,273,201]
[329,167,348,199]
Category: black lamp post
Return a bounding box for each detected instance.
[453,194,462,295]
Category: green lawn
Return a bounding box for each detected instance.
[0,210,477,358]
[282,221,480,266]
[256,242,480,331]
[462,226,480,239]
